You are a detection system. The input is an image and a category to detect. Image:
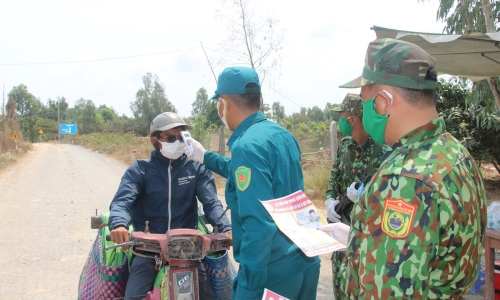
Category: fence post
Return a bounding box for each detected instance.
[218,127,225,156]
[132,149,137,163]
[330,121,338,162]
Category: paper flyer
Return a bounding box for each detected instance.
[262,288,290,300]
[260,190,345,257]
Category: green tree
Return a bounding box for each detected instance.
[7,84,41,141]
[189,87,221,136]
[97,105,118,124]
[74,98,98,134]
[437,77,500,172]
[130,73,177,135]
[420,0,500,109]
[324,102,341,121]
[191,88,210,118]
[289,107,309,125]
[271,101,285,123]
[8,84,36,117]
[36,117,59,141]
[307,106,325,122]
[44,97,69,121]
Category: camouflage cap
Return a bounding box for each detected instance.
[333,93,363,116]
[339,38,437,90]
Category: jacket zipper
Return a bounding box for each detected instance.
[168,160,172,231]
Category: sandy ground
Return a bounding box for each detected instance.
[0,143,486,299]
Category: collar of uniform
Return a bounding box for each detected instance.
[227,111,266,149]
[360,137,374,152]
[391,117,445,150]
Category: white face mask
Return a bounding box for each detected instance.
[159,140,184,160]
[217,98,230,130]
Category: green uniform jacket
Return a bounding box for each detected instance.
[204,112,320,300]
[326,136,385,200]
[346,118,487,299]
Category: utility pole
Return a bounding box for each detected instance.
[57,102,61,143]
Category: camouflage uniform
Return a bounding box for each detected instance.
[326,94,383,202]
[337,39,487,299]
[346,118,486,298]
[326,94,387,300]
[326,138,383,203]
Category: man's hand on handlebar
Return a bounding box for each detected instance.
[224,230,232,249]
[110,226,130,251]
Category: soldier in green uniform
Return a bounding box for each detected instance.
[325,93,384,225]
[319,38,487,298]
[184,66,321,300]
[325,93,386,300]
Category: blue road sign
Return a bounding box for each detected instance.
[60,123,78,135]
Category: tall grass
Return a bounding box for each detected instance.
[69,133,152,164]
[303,161,331,209]
[0,123,33,172]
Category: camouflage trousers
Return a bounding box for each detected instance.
[331,250,348,300]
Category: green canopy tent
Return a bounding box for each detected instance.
[371,25,500,82]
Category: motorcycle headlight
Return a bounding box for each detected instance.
[168,235,204,260]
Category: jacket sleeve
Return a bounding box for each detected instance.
[195,163,231,233]
[203,151,231,178]
[326,155,342,200]
[232,148,277,300]
[326,138,348,199]
[108,162,143,230]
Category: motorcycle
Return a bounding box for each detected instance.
[107,221,231,300]
[80,211,234,300]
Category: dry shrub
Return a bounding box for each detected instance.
[302,160,332,209]
[0,117,33,171]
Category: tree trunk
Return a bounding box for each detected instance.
[461,0,472,33]
[481,0,496,33]
[481,0,500,109]
[488,78,500,109]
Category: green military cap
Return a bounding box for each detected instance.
[340,38,437,90]
[333,93,363,116]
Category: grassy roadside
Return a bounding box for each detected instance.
[4,132,499,209]
[58,132,500,207]
[0,139,33,172]
[60,132,332,208]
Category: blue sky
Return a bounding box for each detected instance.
[0,0,446,118]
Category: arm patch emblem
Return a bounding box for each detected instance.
[235,166,251,191]
[381,199,417,239]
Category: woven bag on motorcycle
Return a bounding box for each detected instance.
[204,249,237,300]
[78,214,131,300]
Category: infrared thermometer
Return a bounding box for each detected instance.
[180,131,193,155]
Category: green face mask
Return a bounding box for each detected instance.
[362,91,392,145]
[339,117,353,136]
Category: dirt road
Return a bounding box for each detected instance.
[0,143,485,300]
[0,143,126,299]
[0,143,333,299]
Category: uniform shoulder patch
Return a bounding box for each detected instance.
[235,166,251,191]
[381,199,417,239]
